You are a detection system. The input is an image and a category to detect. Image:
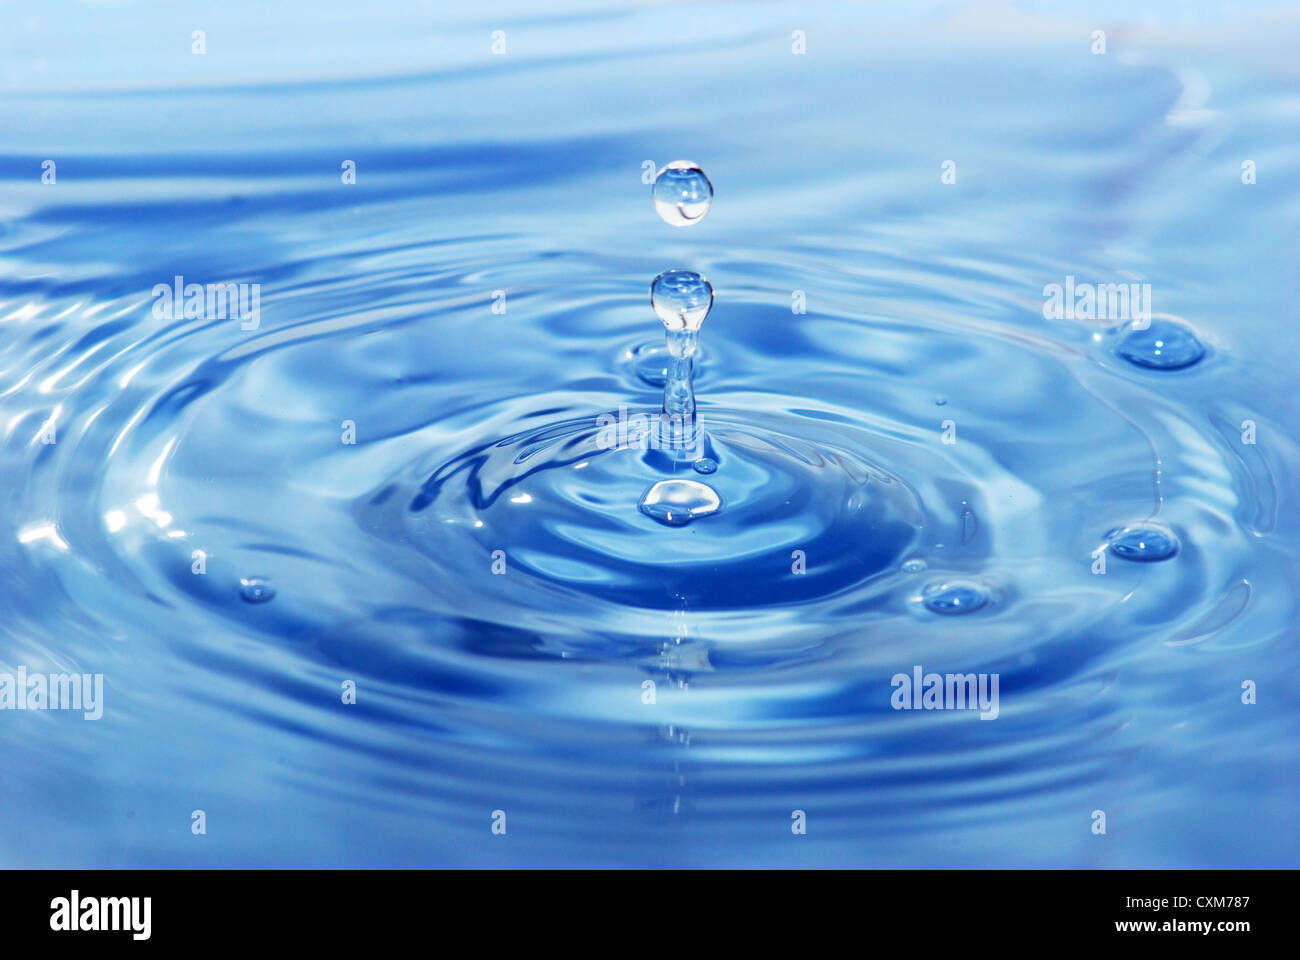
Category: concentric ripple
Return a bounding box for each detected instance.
[397,408,923,609]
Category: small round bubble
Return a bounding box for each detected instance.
[920,579,989,615]
[1116,319,1205,370]
[239,576,276,604]
[653,161,713,227]
[651,270,713,331]
[1104,523,1180,562]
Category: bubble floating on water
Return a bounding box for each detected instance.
[652,161,713,227]
[651,270,713,331]
[692,458,718,475]
[920,579,989,615]
[1104,522,1180,562]
[1116,319,1205,370]
[901,558,927,573]
[638,479,722,527]
[239,576,276,604]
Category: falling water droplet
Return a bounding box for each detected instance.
[901,559,927,573]
[921,579,989,615]
[692,458,718,475]
[239,576,276,603]
[639,479,722,527]
[1104,523,1180,562]
[1116,319,1205,370]
[652,161,713,227]
[651,270,713,331]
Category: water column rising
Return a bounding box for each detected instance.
[638,162,720,525]
[648,161,714,451]
[651,270,712,449]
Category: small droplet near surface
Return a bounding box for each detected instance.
[1104,523,1180,562]
[921,579,989,615]
[692,458,718,475]
[901,559,927,573]
[652,161,713,227]
[651,270,713,331]
[1116,319,1205,370]
[239,576,276,603]
[639,479,722,527]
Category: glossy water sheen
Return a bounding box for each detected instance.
[2,2,1298,868]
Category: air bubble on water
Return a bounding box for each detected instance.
[239,576,276,604]
[692,458,718,475]
[1116,319,1205,370]
[639,479,722,527]
[920,579,989,615]
[651,270,713,332]
[652,161,713,227]
[901,559,927,573]
[935,397,948,406]
[1104,523,1180,562]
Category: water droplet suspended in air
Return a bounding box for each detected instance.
[239,576,276,603]
[1104,523,1180,562]
[692,458,718,475]
[639,479,722,527]
[921,579,989,615]
[651,270,713,331]
[1116,319,1205,370]
[652,161,713,227]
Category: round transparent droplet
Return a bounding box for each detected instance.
[651,270,713,331]
[653,161,713,227]
[1116,319,1205,370]
[692,458,718,475]
[1104,523,1180,562]
[920,579,989,615]
[239,576,276,604]
[901,558,927,574]
[638,479,722,527]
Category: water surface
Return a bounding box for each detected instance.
[1,1,1298,867]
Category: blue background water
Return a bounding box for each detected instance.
[2,1,1298,867]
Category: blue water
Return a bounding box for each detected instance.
[2,2,1299,867]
